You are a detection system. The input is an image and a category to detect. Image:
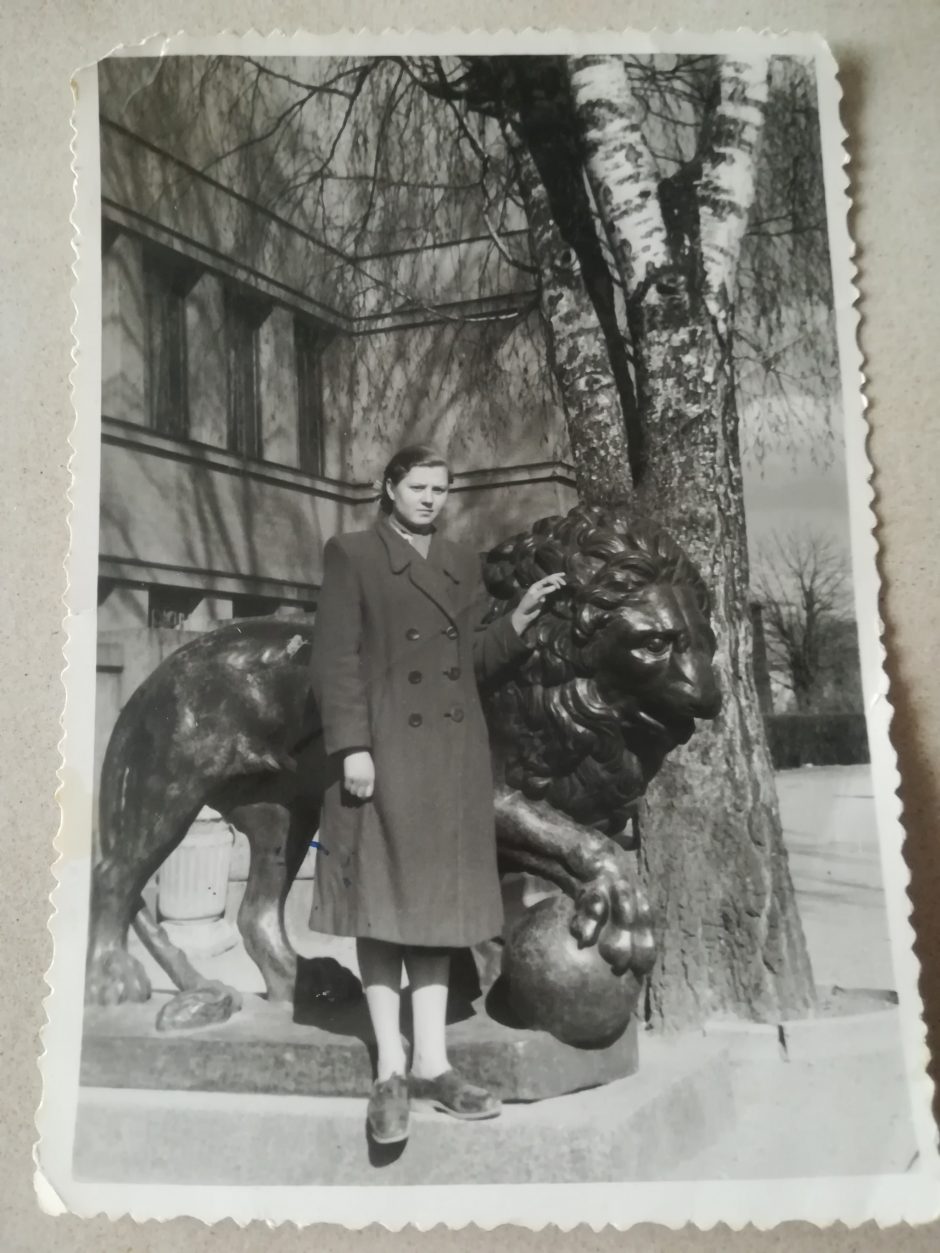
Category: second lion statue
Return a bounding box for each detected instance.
[86,503,721,1046]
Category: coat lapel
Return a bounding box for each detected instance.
[375,517,462,625]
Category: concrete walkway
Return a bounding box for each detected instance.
[776,763,895,992]
[673,763,917,1179]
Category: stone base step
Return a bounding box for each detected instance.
[80,990,638,1103]
[73,1032,734,1187]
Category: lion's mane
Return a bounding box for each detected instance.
[481,504,711,836]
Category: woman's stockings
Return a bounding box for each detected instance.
[357,940,452,1081]
[357,938,407,1081]
[405,948,451,1080]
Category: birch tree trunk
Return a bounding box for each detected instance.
[507,130,632,505]
[568,54,815,1026]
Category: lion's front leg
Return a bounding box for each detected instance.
[494,788,656,979]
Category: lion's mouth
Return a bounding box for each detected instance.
[634,709,666,734]
[634,708,695,744]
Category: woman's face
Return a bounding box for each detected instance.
[386,464,450,530]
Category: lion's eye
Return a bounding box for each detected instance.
[641,635,671,655]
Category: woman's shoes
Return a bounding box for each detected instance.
[366,1073,410,1144]
[409,1069,502,1120]
[367,1069,501,1142]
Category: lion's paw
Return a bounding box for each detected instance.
[155,982,242,1031]
[570,871,656,977]
[85,948,152,1006]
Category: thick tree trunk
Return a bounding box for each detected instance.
[507,60,644,482]
[634,316,814,1026]
[567,53,815,1027]
[508,131,633,505]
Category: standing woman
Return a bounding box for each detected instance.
[309,445,563,1145]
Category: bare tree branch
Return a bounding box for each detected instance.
[200,61,375,178]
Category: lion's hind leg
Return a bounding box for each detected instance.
[86,735,209,1006]
[228,798,304,1004]
[85,860,155,1006]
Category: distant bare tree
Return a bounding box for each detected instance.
[754,529,855,712]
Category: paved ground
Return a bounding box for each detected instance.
[776,763,895,992]
[673,1028,917,1180]
[674,763,917,1179]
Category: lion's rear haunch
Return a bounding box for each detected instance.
[96,619,319,862]
[480,504,720,835]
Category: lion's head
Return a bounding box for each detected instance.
[482,504,721,836]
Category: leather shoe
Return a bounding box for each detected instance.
[409,1069,501,1120]
[366,1073,410,1144]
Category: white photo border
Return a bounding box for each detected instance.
[36,26,940,1229]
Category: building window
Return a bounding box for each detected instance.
[231,593,279,618]
[225,288,266,458]
[148,587,203,629]
[144,246,192,437]
[295,317,330,476]
[101,219,120,255]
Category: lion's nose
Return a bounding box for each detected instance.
[694,686,722,719]
[675,656,721,720]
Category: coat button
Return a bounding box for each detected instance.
[406,627,420,641]
[446,666,461,680]
[408,713,423,727]
[444,625,458,639]
[447,706,465,723]
[408,670,422,684]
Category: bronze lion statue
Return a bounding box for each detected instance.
[86,504,720,1046]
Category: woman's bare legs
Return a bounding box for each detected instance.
[357,938,407,1081]
[405,948,451,1080]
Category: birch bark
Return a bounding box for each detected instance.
[568,55,672,295]
[508,131,633,505]
[698,59,770,329]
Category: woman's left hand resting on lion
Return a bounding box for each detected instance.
[511,573,567,636]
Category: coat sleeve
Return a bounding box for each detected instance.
[310,538,372,756]
[470,557,533,685]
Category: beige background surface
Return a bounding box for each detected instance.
[2,1,938,1248]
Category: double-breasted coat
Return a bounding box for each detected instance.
[308,515,531,947]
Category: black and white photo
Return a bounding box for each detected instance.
[37,28,940,1229]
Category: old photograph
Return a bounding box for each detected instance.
[37,29,939,1229]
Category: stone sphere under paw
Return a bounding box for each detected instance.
[502,894,642,1047]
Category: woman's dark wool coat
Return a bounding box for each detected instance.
[308,516,530,947]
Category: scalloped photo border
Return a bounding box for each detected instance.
[36,26,940,1230]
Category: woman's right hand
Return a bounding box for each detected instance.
[343,750,375,800]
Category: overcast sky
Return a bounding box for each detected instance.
[741,406,854,589]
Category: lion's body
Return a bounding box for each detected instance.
[87,506,720,1039]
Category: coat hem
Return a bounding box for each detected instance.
[308,919,504,948]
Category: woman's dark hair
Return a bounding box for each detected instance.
[378,444,451,514]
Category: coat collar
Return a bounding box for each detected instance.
[375,514,461,583]
[375,515,461,626]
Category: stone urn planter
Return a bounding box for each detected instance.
[157,807,238,958]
